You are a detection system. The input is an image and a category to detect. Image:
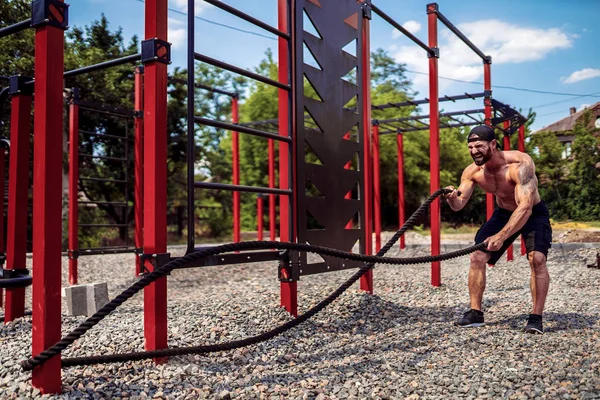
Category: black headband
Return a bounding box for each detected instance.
[467,125,496,143]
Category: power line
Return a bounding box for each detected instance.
[132,0,600,101]
[528,91,600,109]
[134,0,277,41]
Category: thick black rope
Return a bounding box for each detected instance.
[22,188,486,370]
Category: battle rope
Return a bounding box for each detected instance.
[21,188,486,370]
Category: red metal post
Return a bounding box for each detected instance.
[268,139,276,240]
[360,9,373,293]
[5,93,31,321]
[483,58,494,220]
[232,96,240,243]
[134,66,144,276]
[278,0,296,315]
[344,132,352,230]
[372,123,381,252]
[143,0,169,362]
[397,132,405,250]
[257,195,264,240]
[503,121,513,261]
[428,5,441,287]
[0,148,4,309]
[32,8,65,392]
[68,102,79,285]
[518,125,526,255]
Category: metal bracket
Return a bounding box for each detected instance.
[141,38,171,65]
[133,110,144,119]
[140,252,171,275]
[426,3,439,14]
[484,55,492,65]
[67,249,79,260]
[427,47,440,59]
[9,76,34,96]
[31,0,69,30]
[361,0,372,20]
[278,250,300,282]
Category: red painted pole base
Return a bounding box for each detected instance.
[4,287,25,322]
[280,281,297,317]
[521,236,526,256]
[360,270,373,294]
[507,244,514,261]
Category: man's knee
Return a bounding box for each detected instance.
[470,250,489,267]
[528,251,548,272]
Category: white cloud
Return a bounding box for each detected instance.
[392,19,574,93]
[171,0,208,15]
[578,104,590,111]
[561,68,600,84]
[168,18,186,49]
[392,20,421,39]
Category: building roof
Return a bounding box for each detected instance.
[533,102,600,135]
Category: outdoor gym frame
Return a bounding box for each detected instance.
[0,0,528,394]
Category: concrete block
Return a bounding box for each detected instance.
[86,282,109,316]
[64,282,109,316]
[64,285,89,316]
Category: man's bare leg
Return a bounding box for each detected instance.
[528,251,550,315]
[469,250,491,311]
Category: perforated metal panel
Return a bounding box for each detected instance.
[294,0,366,276]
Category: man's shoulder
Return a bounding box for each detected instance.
[462,163,481,179]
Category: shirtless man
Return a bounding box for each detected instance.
[444,125,552,334]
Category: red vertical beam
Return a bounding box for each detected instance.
[232,97,240,243]
[372,123,381,252]
[143,0,168,362]
[133,67,144,276]
[257,195,264,240]
[428,5,441,287]
[5,94,31,321]
[503,121,513,262]
[344,132,352,230]
[68,102,79,285]
[360,9,373,294]
[134,66,144,276]
[32,10,65,393]
[268,139,276,240]
[397,132,405,250]
[0,148,4,309]
[483,58,494,220]
[278,0,296,315]
[518,125,526,256]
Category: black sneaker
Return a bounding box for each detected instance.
[524,314,544,334]
[455,309,485,327]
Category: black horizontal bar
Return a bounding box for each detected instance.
[0,19,31,39]
[75,100,134,117]
[195,117,291,143]
[203,0,290,40]
[371,92,487,111]
[64,54,142,79]
[80,177,128,184]
[78,201,128,206]
[174,249,283,268]
[79,130,127,140]
[0,274,32,289]
[380,120,482,134]
[0,75,9,81]
[195,181,292,196]
[79,153,128,162]
[168,77,237,97]
[79,224,129,228]
[376,109,485,124]
[78,247,135,256]
[195,53,290,91]
[435,10,488,62]
[371,4,434,57]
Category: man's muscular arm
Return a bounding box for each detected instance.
[445,166,476,211]
[486,157,536,251]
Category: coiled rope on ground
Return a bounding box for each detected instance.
[21,188,486,370]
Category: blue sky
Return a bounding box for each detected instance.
[76,0,600,132]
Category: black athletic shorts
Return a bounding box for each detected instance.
[474,201,552,265]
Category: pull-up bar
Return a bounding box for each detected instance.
[168,77,237,97]
[371,4,435,58]
[427,3,488,63]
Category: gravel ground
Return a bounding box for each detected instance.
[1,237,599,399]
